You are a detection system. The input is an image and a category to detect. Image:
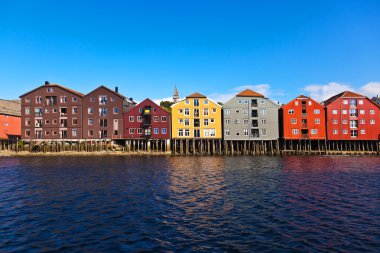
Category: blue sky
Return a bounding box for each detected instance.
[0,0,379,103]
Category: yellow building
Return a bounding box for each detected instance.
[171,93,222,139]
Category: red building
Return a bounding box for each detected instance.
[324,91,380,140]
[0,99,21,141]
[124,99,170,140]
[280,95,326,140]
[82,86,135,140]
[20,82,84,140]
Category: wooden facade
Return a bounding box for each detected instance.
[0,99,21,141]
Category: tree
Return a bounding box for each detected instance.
[160,101,174,113]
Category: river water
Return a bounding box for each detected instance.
[0,156,379,252]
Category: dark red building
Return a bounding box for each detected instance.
[82,86,135,139]
[124,98,170,140]
[280,95,326,140]
[324,91,380,140]
[20,82,84,140]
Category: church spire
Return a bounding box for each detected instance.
[173,84,179,103]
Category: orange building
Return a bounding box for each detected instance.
[0,99,21,141]
[280,95,326,140]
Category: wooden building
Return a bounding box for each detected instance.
[20,82,84,140]
[0,99,21,144]
[171,92,222,154]
[324,91,380,141]
[280,95,326,140]
[124,98,170,151]
[82,86,135,140]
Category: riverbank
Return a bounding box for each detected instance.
[0,150,172,157]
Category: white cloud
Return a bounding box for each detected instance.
[303,82,380,102]
[208,84,271,103]
[358,82,380,98]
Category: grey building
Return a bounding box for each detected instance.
[223,89,279,140]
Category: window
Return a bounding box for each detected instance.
[260,100,265,104]
[333,129,338,134]
[235,110,240,113]
[139,108,143,113]
[360,110,365,115]
[113,107,119,114]
[235,119,240,124]
[45,131,50,135]
[210,118,215,123]
[370,119,375,124]
[203,108,209,116]
[4,122,8,126]
[342,119,348,124]
[292,129,299,135]
[315,118,320,124]
[243,109,248,115]
[154,116,159,122]
[204,119,209,126]
[35,96,42,104]
[308,101,312,106]
[88,119,93,125]
[224,109,230,115]
[178,109,183,114]
[244,119,249,124]
[47,87,55,93]
[332,110,338,115]
[129,128,135,134]
[343,100,348,105]
[72,118,78,125]
[185,129,190,136]
[178,129,184,137]
[244,100,248,104]
[88,107,93,114]
[314,109,320,114]
[129,116,134,122]
[204,100,209,105]
[360,119,365,124]
[360,129,366,134]
[99,96,108,105]
[25,98,30,103]
[184,108,190,116]
[111,97,115,102]
[90,97,95,102]
[261,129,267,136]
[261,119,266,125]
[137,128,142,134]
[184,119,190,126]
[225,119,230,125]
[194,109,199,117]
[238,99,242,104]
[212,108,216,113]
[194,99,199,106]
[162,128,167,134]
[260,109,266,115]
[244,129,249,136]
[53,120,57,124]
[343,129,348,134]
[185,100,190,105]
[342,110,347,115]
[350,99,357,106]
[333,119,338,124]
[72,107,78,114]
[99,108,107,116]
[25,130,30,137]
[25,119,31,126]
[25,107,30,115]
[311,129,318,135]
[72,129,78,137]
[370,110,375,115]
[358,100,363,105]
[72,97,77,102]
[350,130,358,138]
[350,109,357,117]
[179,118,183,124]
[137,116,143,122]
[295,101,299,106]
[154,128,159,134]
[288,109,294,114]
[60,96,68,103]
[225,129,230,136]
[291,118,297,124]
[161,116,167,122]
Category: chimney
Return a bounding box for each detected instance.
[115,86,119,93]
[45,81,50,85]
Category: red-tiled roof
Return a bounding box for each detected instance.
[236,89,264,97]
[323,91,365,106]
[186,92,207,98]
[296,95,310,99]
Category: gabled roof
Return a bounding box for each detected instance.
[19,84,84,98]
[186,92,207,98]
[0,99,21,117]
[85,85,126,99]
[236,89,264,97]
[323,91,366,106]
[296,95,310,99]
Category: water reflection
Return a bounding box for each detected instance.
[0,156,379,252]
